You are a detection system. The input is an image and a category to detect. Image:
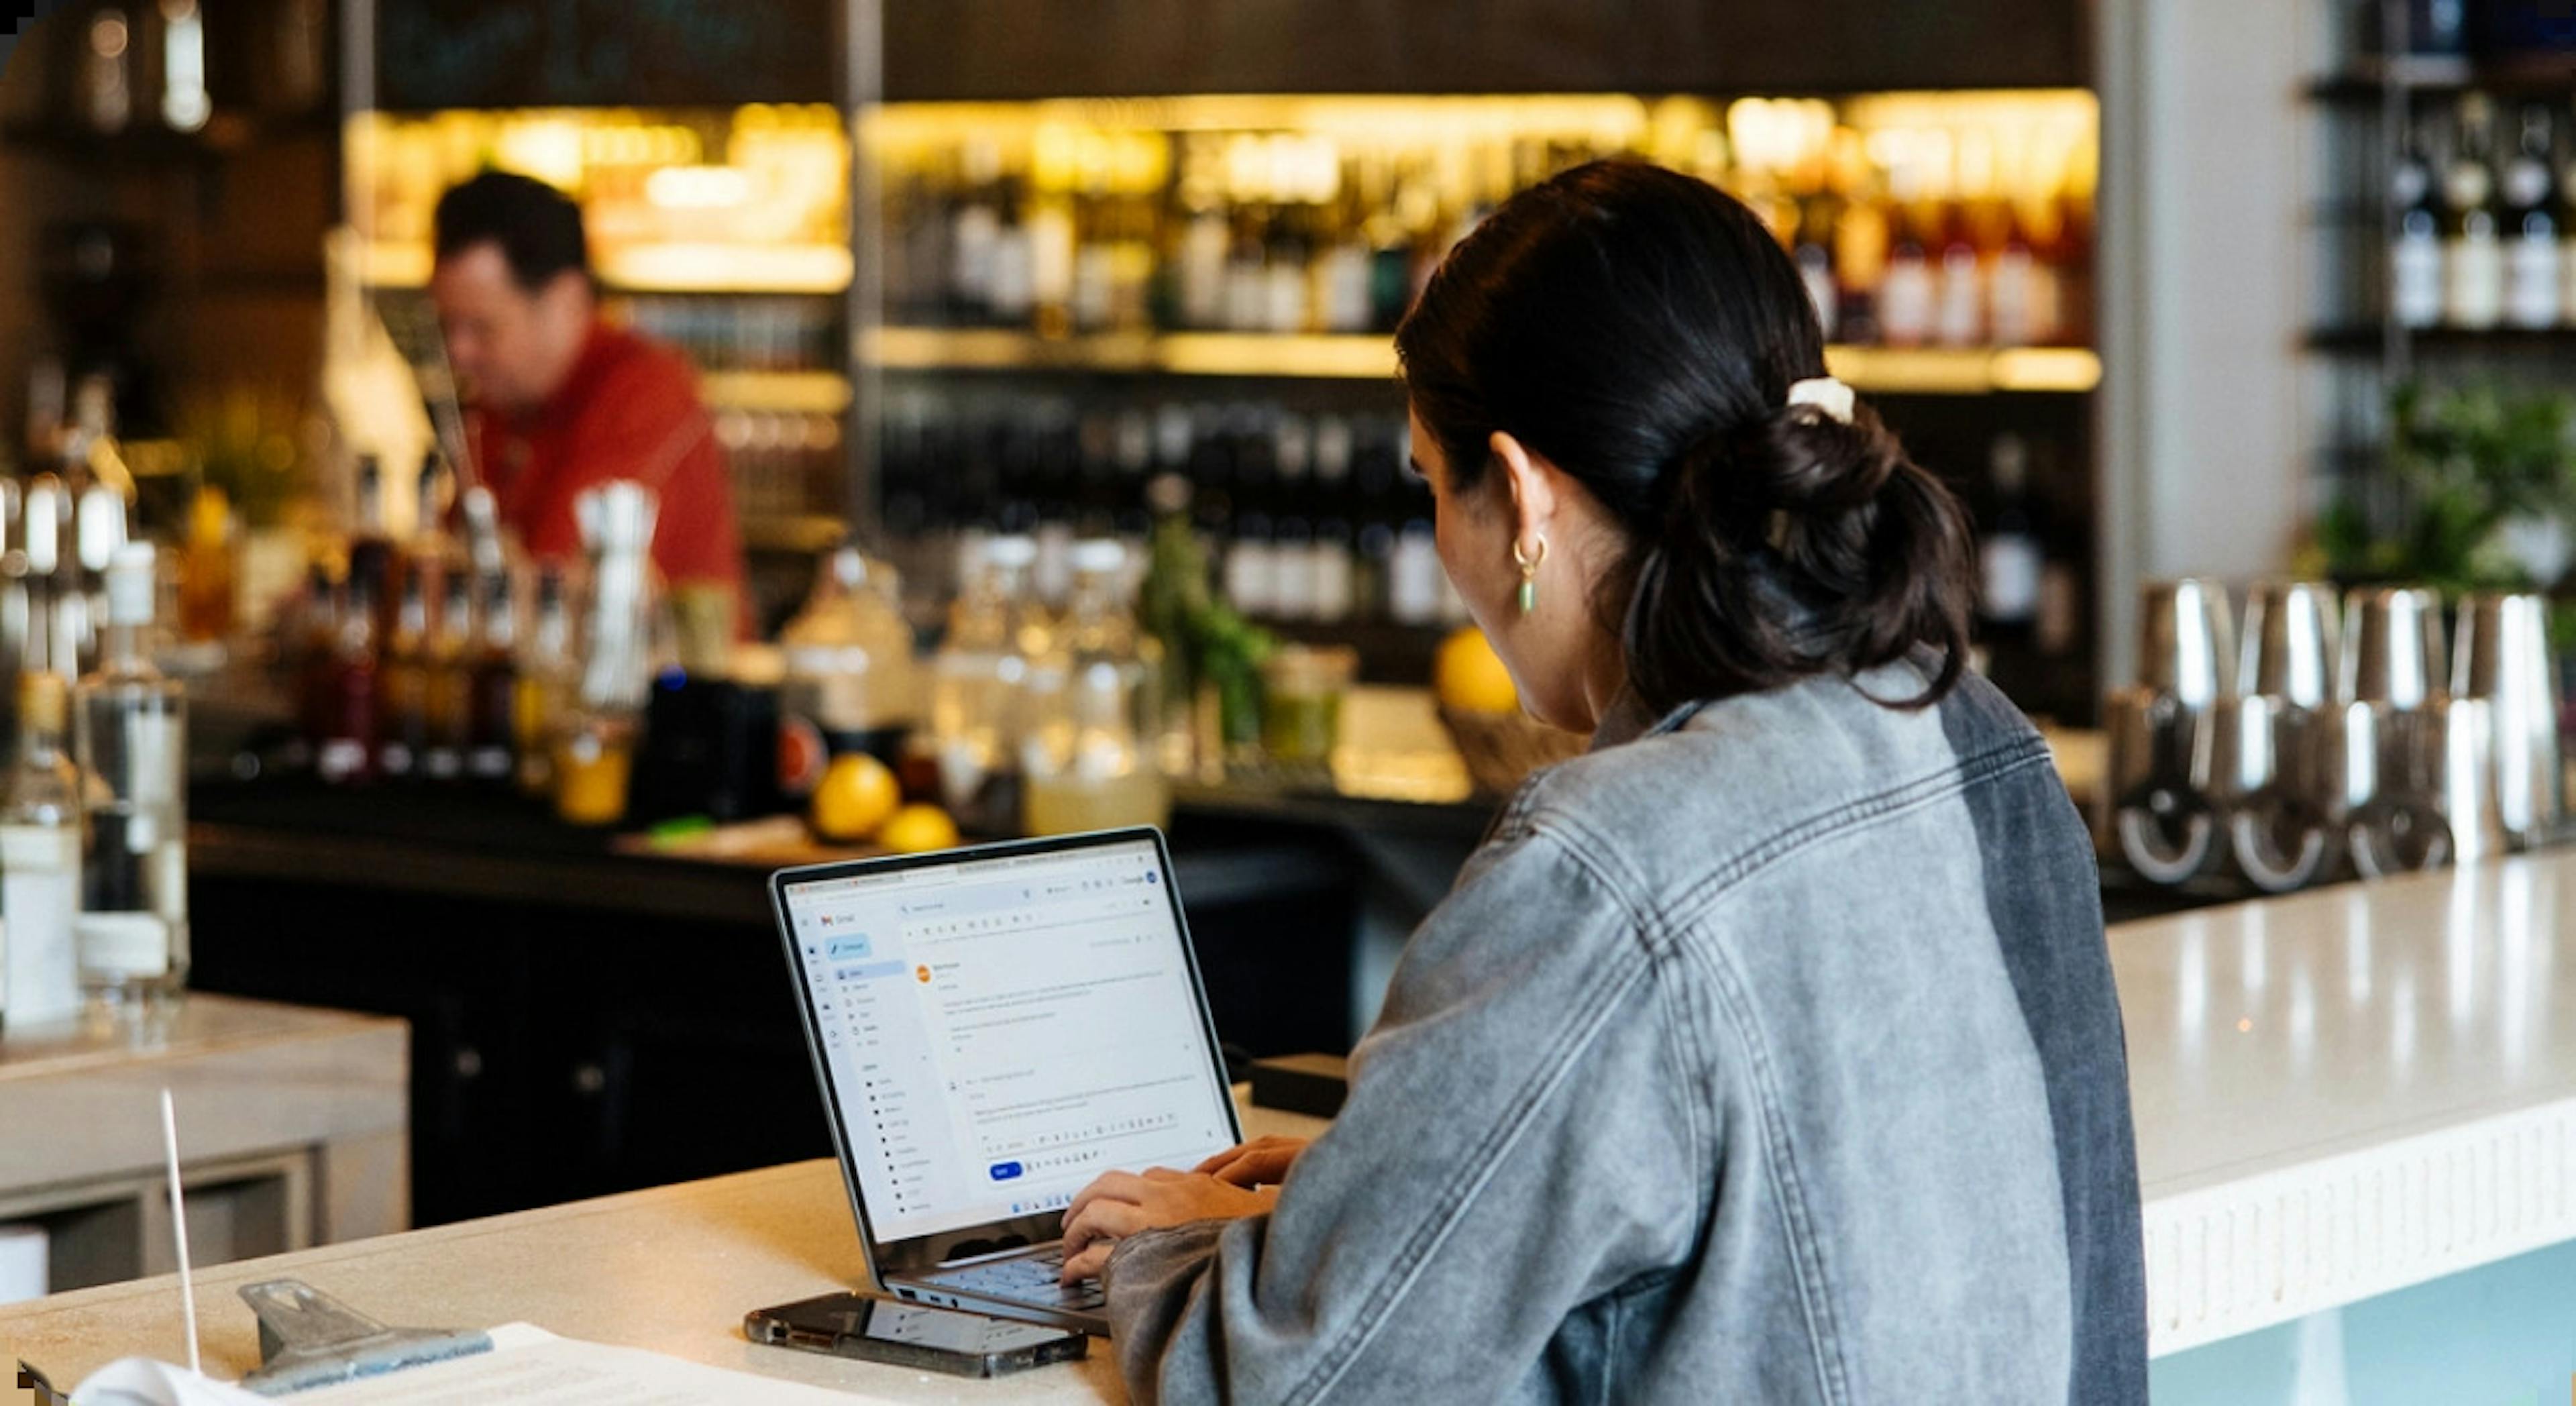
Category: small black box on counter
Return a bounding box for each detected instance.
[1247,1052,1349,1120]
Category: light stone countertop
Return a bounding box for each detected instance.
[14,848,2576,1385]
[0,1104,1326,1401]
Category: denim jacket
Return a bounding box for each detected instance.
[1104,657,2148,1403]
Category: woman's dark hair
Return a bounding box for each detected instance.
[1394,160,1975,713]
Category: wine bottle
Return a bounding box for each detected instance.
[2392,107,2446,330]
[2505,104,2562,329]
[2443,94,2505,331]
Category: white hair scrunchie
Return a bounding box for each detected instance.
[1786,376,1856,425]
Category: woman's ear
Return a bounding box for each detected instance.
[1489,431,1559,551]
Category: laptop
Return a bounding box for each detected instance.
[773,827,1243,1336]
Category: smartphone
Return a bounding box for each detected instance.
[745,1292,1089,1378]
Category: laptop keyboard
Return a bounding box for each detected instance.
[926,1247,1106,1311]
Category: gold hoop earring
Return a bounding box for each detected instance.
[1513,537,1548,616]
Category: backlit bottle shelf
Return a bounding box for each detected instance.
[699,370,854,413]
[358,240,853,295]
[864,327,2102,395]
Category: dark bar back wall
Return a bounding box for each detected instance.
[884,0,2093,99]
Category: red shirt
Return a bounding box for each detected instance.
[468,323,746,593]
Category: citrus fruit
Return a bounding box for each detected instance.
[1434,627,1519,714]
[877,803,962,855]
[811,753,901,842]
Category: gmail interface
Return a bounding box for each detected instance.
[787,839,1235,1244]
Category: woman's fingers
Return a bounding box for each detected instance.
[1060,1240,1114,1284]
[1060,1198,1151,1274]
[1063,1170,1155,1230]
[1194,1136,1309,1187]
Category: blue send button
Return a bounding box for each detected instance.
[988,1161,1024,1181]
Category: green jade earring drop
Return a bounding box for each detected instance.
[1514,537,1547,616]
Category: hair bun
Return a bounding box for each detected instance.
[1642,396,1974,707]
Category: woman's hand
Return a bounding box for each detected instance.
[1193,1135,1310,1188]
[1059,1169,1277,1284]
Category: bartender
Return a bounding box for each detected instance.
[429,170,747,600]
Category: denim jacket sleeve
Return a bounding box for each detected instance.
[1102,816,1705,1405]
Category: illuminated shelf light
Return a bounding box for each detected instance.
[699,371,853,414]
[867,327,2100,395]
[358,240,853,295]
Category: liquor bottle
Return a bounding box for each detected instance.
[1,671,83,1031]
[515,569,572,797]
[1179,191,1231,331]
[949,142,1003,325]
[422,567,475,781]
[987,177,1038,330]
[409,451,455,597]
[80,5,134,133]
[157,0,211,132]
[288,565,338,771]
[1269,415,1317,623]
[2444,94,2506,331]
[2504,105,2562,329]
[1308,415,1358,625]
[376,566,430,780]
[345,454,398,641]
[1793,197,1839,341]
[468,572,520,786]
[74,545,186,1012]
[1221,408,1279,618]
[1878,203,1937,347]
[1977,435,2045,655]
[317,575,380,786]
[1265,203,1313,333]
[1224,204,1272,333]
[2391,109,2446,330]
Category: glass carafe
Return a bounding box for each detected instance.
[928,535,1038,835]
[1020,539,1169,835]
[780,545,920,794]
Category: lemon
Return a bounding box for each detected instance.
[877,803,962,855]
[1434,627,1519,714]
[811,753,902,843]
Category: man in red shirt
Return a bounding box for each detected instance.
[430,171,745,599]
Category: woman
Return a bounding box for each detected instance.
[1061,161,2145,1404]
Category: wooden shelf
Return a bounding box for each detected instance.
[2310,324,2576,354]
[2306,53,2576,101]
[866,327,2102,394]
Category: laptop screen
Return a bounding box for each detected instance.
[782,834,1238,1244]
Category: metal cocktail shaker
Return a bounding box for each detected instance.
[2453,591,2563,851]
[2108,580,2235,885]
[2338,586,2452,878]
[2227,581,2341,892]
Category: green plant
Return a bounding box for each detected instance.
[2314,379,2576,594]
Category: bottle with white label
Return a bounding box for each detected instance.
[2443,95,2506,330]
[2391,112,2446,329]
[2504,105,2562,329]
[2,671,84,1032]
[74,543,186,1013]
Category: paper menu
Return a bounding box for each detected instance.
[72,1325,908,1405]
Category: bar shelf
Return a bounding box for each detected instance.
[865,326,2101,395]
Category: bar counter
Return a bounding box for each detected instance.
[12,847,2576,1392]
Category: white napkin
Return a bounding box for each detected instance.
[68,1357,270,1405]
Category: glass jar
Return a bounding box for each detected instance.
[1259,643,1357,769]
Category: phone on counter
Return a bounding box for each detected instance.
[746,1292,1089,1377]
